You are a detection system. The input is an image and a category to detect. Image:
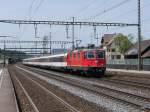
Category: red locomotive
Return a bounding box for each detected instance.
[23,48,106,76]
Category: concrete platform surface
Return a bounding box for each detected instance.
[0,68,19,112]
[107,68,150,75]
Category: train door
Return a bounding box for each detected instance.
[67,52,71,66]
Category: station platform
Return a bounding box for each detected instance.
[0,67,19,112]
[106,68,150,75]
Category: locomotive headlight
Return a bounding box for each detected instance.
[95,60,98,64]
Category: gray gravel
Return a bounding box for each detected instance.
[17,66,143,112]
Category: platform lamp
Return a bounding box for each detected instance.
[0,36,16,67]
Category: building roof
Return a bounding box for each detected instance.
[142,50,150,58]
[101,34,116,45]
[125,39,150,57]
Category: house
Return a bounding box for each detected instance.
[101,33,125,60]
[101,34,116,47]
[125,39,150,59]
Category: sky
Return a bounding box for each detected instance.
[0,0,149,48]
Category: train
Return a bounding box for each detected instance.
[23,48,106,76]
[8,58,20,64]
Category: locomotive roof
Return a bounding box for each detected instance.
[23,53,67,61]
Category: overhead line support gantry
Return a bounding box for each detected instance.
[0,20,138,27]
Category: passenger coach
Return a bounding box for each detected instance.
[23,48,106,76]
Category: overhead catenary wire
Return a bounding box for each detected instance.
[94,1,150,27]
[105,1,150,22]
[20,0,46,39]
[73,0,99,16]
[79,0,110,21]
[84,0,132,21]
[32,0,45,18]
[101,0,150,35]
[28,0,36,18]
[142,18,150,23]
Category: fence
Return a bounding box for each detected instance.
[107,59,150,65]
[107,59,150,71]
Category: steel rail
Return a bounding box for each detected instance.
[103,78,150,89]
[15,66,80,112]
[14,75,40,112]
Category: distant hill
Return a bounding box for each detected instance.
[0,49,29,59]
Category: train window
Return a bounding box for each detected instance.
[48,58,51,62]
[39,58,48,62]
[51,56,64,62]
[97,51,104,59]
[88,52,95,58]
[59,56,64,62]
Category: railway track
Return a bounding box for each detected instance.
[9,66,81,112]
[109,76,150,86]
[101,78,150,89]
[21,65,150,99]
[14,75,40,112]
[15,65,150,112]
[108,73,150,80]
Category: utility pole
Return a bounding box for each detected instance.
[34,24,38,55]
[95,34,99,47]
[49,32,52,54]
[94,26,99,47]
[90,34,93,44]
[43,36,49,55]
[138,0,142,70]
[72,17,75,50]
[4,40,6,67]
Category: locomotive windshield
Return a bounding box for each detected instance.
[97,51,104,59]
[85,51,95,59]
[84,50,105,59]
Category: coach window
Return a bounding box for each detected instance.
[53,57,57,62]
[59,56,64,62]
[49,58,51,62]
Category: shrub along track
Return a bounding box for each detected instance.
[14,64,150,112]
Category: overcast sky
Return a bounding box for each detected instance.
[0,0,149,47]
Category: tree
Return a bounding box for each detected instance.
[128,33,145,42]
[127,34,134,42]
[114,34,133,54]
